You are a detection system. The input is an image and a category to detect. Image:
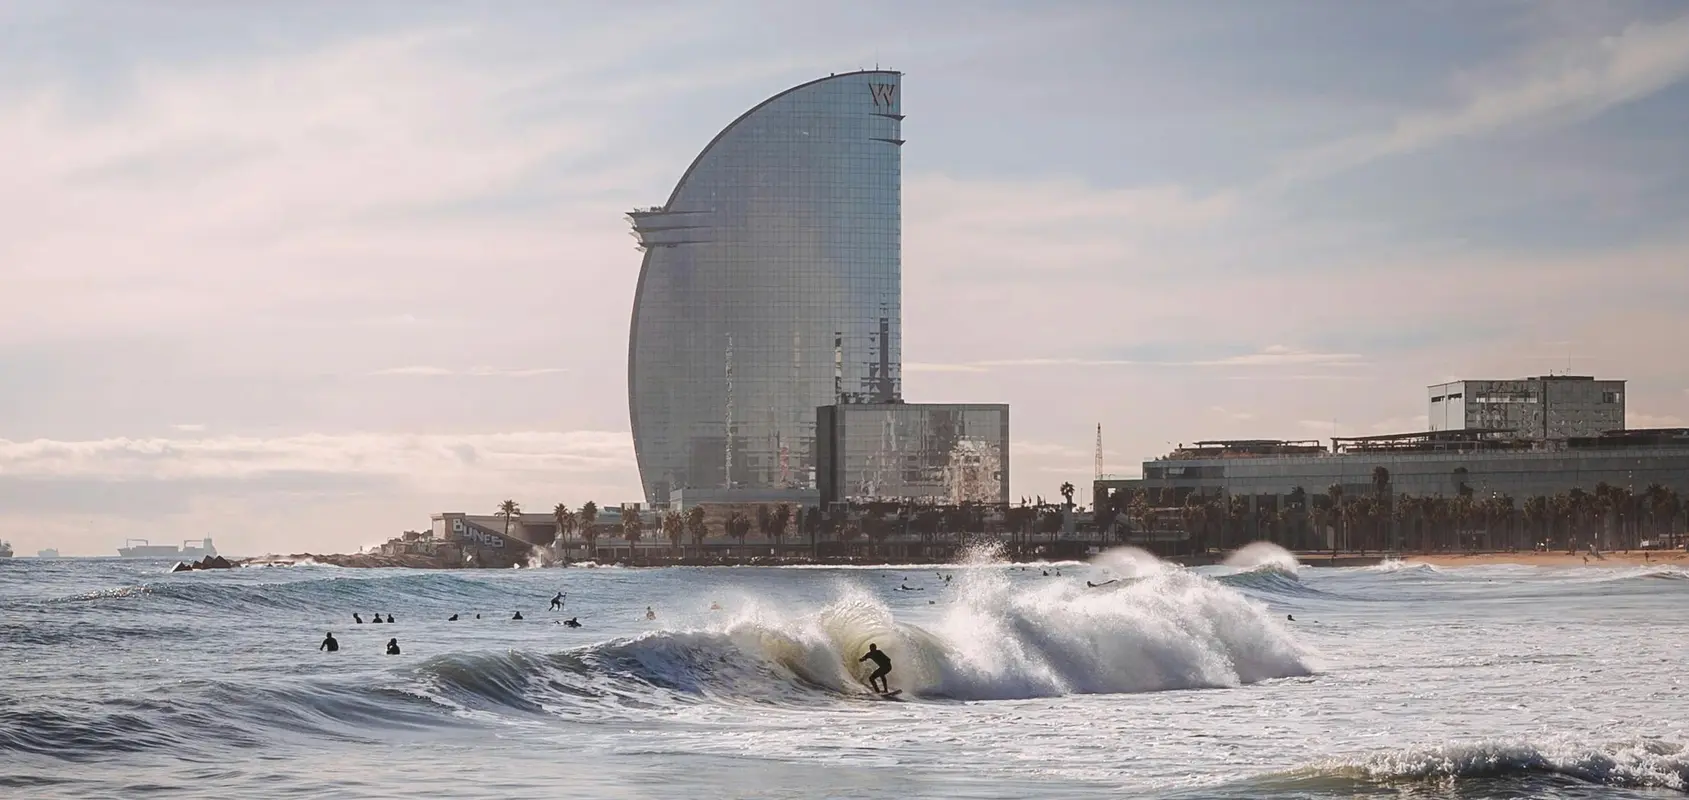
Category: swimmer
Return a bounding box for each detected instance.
[371,613,384,624]
[710,601,722,611]
[386,638,401,655]
[512,611,524,620]
[563,617,581,628]
[645,607,656,621]
[447,614,458,621]
[320,632,339,652]
[386,614,395,623]
[353,613,364,624]
[1287,614,1295,622]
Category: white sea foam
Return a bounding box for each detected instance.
[1223,542,1302,573]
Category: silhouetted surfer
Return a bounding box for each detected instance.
[551,592,565,611]
[1286,614,1295,622]
[645,607,656,620]
[859,643,892,693]
[353,613,364,624]
[386,614,395,623]
[447,614,458,621]
[320,632,338,652]
[371,613,384,624]
[512,611,524,620]
[563,617,581,628]
[386,638,401,655]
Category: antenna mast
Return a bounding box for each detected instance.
[1094,423,1103,480]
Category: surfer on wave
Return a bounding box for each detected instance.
[859,644,893,694]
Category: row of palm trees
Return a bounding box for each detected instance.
[487,495,1085,563]
[1101,471,1688,555]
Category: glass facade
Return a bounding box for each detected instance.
[628,71,904,506]
[818,404,1010,506]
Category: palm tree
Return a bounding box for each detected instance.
[771,504,791,560]
[727,511,750,552]
[1059,482,1075,507]
[755,505,773,556]
[686,505,708,559]
[621,508,644,563]
[551,503,575,561]
[580,501,600,561]
[663,510,684,560]
[497,499,521,541]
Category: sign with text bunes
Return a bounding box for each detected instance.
[868,82,897,108]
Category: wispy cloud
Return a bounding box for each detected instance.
[1276,11,1689,184]
[912,347,1363,372]
[171,423,206,432]
[370,366,568,378]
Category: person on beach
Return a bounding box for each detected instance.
[320,632,339,652]
[386,638,401,655]
[859,644,893,693]
[551,592,566,611]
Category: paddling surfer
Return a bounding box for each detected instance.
[858,643,893,694]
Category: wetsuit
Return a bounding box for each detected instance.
[320,635,338,652]
[859,648,892,692]
[551,593,565,611]
[386,639,401,655]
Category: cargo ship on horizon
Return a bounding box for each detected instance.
[118,538,217,560]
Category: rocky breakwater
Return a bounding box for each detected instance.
[170,555,236,572]
[244,552,459,569]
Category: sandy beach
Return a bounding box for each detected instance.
[1408,551,1689,568]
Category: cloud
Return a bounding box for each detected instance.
[901,362,989,374]
[0,430,632,484]
[1276,11,1689,183]
[908,347,1363,372]
[1210,406,1256,422]
[1629,412,1685,429]
[370,366,568,378]
[171,423,206,432]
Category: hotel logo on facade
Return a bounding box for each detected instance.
[868,83,897,108]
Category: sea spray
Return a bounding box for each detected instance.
[419,566,1313,711]
[1089,546,1170,579]
[1224,542,1302,574]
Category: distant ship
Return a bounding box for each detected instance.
[118,538,217,560]
[37,548,60,559]
[0,540,11,558]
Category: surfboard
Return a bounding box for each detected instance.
[875,689,903,700]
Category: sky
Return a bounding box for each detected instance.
[3,0,1688,556]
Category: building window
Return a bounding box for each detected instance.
[1602,391,1622,403]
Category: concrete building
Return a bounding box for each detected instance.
[817,403,1010,507]
[1428,375,1624,440]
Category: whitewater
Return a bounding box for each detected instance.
[3,550,1688,798]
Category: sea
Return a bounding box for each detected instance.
[2,545,1687,799]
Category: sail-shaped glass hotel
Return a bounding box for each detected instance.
[627,71,905,506]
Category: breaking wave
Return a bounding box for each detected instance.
[418,567,1310,710]
[1235,739,1689,796]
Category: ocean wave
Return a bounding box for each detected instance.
[1365,559,1442,575]
[38,572,516,613]
[1213,567,1331,600]
[414,568,1310,711]
[1245,739,1689,795]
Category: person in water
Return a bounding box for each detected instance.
[386,638,401,655]
[858,643,893,693]
[550,592,566,611]
[645,606,656,620]
[447,614,458,621]
[512,611,524,620]
[386,614,395,623]
[320,632,339,652]
[562,617,581,628]
[353,613,364,624]
[371,613,384,624]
